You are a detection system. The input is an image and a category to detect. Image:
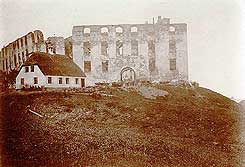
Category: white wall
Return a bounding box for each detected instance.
[16,65,46,89]
[44,75,84,88]
[16,64,85,89]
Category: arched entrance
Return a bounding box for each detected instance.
[120,67,136,85]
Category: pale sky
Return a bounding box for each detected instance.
[0,0,244,99]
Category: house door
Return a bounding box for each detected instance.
[81,78,85,87]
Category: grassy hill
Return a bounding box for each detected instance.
[0,84,242,167]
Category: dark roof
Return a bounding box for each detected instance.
[23,52,86,77]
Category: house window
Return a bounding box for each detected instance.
[84,61,91,73]
[48,77,52,84]
[170,59,176,70]
[102,60,109,72]
[75,78,79,84]
[25,66,29,72]
[34,77,38,84]
[66,78,69,84]
[21,78,24,85]
[31,65,34,72]
[59,77,62,84]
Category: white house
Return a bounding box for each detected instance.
[16,52,86,89]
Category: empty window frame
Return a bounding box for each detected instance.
[34,77,38,84]
[148,40,156,72]
[131,40,138,56]
[116,40,123,56]
[25,66,29,72]
[24,36,28,45]
[83,41,91,56]
[14,54,17,66]
[20,38,23,47]
[116,27,123,33]
[102,60,109,72]
[17,41,19,49]
[18,53,21,64]
[31,65,34,72]
[84,61,91,73]
[58,77,63,84]
[101,41,108,56]
[149,59,156,73]
[101,27,109,34]
[22,52,25,62]
[21,78,24,85]
[31,33,35,43]
[5,59,8,70]
[170,59,176,70]
[131,27,138,33]
[169,26,176,32]
[169,40,176,53]
[2,60,4,71]
[84,28,90,34]
[48,77,52,84]
[66,78,69,84]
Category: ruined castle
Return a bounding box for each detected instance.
[0,16,188,86]
[72,16,188,85]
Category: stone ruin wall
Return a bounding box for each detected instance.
[72,17,188,85]
[0,30,45,72]
[45,37,65,55]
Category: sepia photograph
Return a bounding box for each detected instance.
[0,0,244,166]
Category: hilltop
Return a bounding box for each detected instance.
[0,84,242,167]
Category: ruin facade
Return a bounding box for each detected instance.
[72,16,188,85]
[0,30,45,73]
[45,36,65,55]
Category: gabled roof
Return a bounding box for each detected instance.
[23,52,86,77]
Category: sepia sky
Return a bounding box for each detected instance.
[0,0,244,99]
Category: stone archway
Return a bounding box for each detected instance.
[120,67,136,85]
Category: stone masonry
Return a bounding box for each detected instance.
[72,16,188,86]
[0,30,45,73]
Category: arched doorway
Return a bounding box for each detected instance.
[120,67,136,85]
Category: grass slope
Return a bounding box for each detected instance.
[0,85,242,167]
